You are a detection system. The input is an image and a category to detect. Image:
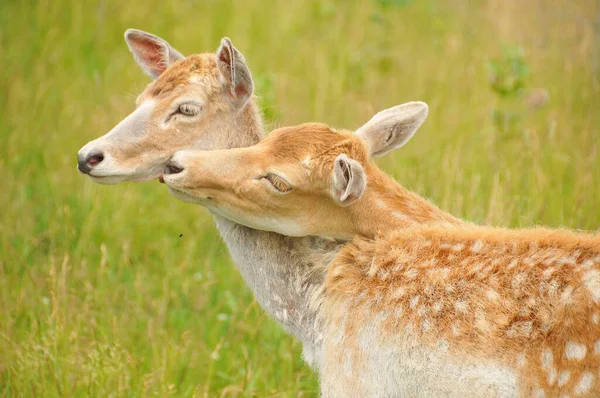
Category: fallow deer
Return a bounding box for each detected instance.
[77,32,461,372]
[163,107,600,397]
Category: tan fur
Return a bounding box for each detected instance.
[323,225,600,396]
[78,39,261,184]
[165,121,461,239]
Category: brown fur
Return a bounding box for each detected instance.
[325,225,600,396]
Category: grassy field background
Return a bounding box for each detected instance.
[1,0,599,396]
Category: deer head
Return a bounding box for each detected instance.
[77,29,260,184]
[161,102,431,239]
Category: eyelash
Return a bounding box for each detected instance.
[263,174,292,193]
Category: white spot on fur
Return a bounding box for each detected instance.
[392,287,406,298]
[534,388,546,398]
[512,273,527,288]
[543,268,556,279]
[486,289,500,301]
[508,259,518,269]
[593,313,600,324]
[451,322,461,336]
[524,256,535,266]
[547,367,557,385]
[561,286,574,304]
[565,341,587,360]
[430,267,450,279]
[475,311,489,332]
[582,259,595,268]
[541,349,553,368]
[574,372,594,395]
[557,370,570,387]
[558,256,576,265]
[433,301,443,313]
[421,318,432,332]
[470,240,484,253]
[595,340,600,355]
[404,269,418,279]
[582,270,600,302]
[454,300,468,313]
[516,352,526,368]
[410,296,420,309]
[451,243,465,252]
[301,156,311,167]
[378,269,390,280]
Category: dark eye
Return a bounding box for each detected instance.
[263,173,292,193]
[178,103,201,116]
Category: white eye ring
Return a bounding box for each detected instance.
[178,103,201,116]
[262,173,292,193]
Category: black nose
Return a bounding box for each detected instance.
[77,152,104,174]
[164,160,184,175]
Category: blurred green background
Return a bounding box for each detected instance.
[0,0,599,396]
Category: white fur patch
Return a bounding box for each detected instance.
[470,240,484,253]
[593,313,600,325]
[595,340,600,355]
[421,318,432,332]
[582,270,600,302]
[541,348,553,368]
[451,243,464,252]
[392,287,407,298]
[561,286,574,304]
[404,269,418,279]
[547,367,557,385]
[516,352,526,368]
[565,341,587,360]
[486,289,500,301]
[410,296,420,309]
[451,322,461,336]
[454,300,468,313]
[574,372,594,394]
[534,388,546,398]
[557,370,570,387]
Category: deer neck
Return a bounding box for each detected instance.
[209,101,331,365]
[351,165,464,238]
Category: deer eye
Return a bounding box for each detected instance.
[263,173,292,193]
[177,103,201,116]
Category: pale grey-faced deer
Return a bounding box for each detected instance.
[163,108,600,397]
[77,32,460,372]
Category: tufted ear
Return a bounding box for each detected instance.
[124,29,185,79]
[355,101,428,158]
[330,154,366,206]
[216,37,254,108]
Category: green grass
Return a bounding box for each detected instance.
[0,0,599,396]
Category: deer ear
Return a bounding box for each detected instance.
[124,29,184,79]
[331,154,366,206]
[216,37,254,108]
[355,101,428,158]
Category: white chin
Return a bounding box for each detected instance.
[88,175,128,185]
[167,187,203,204]
[88,172,161,185]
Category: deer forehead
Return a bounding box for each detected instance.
[260,125,369,172]
[138,54,222,104]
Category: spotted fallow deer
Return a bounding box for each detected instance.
[163,108,600,397]
[77,31,460,371]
